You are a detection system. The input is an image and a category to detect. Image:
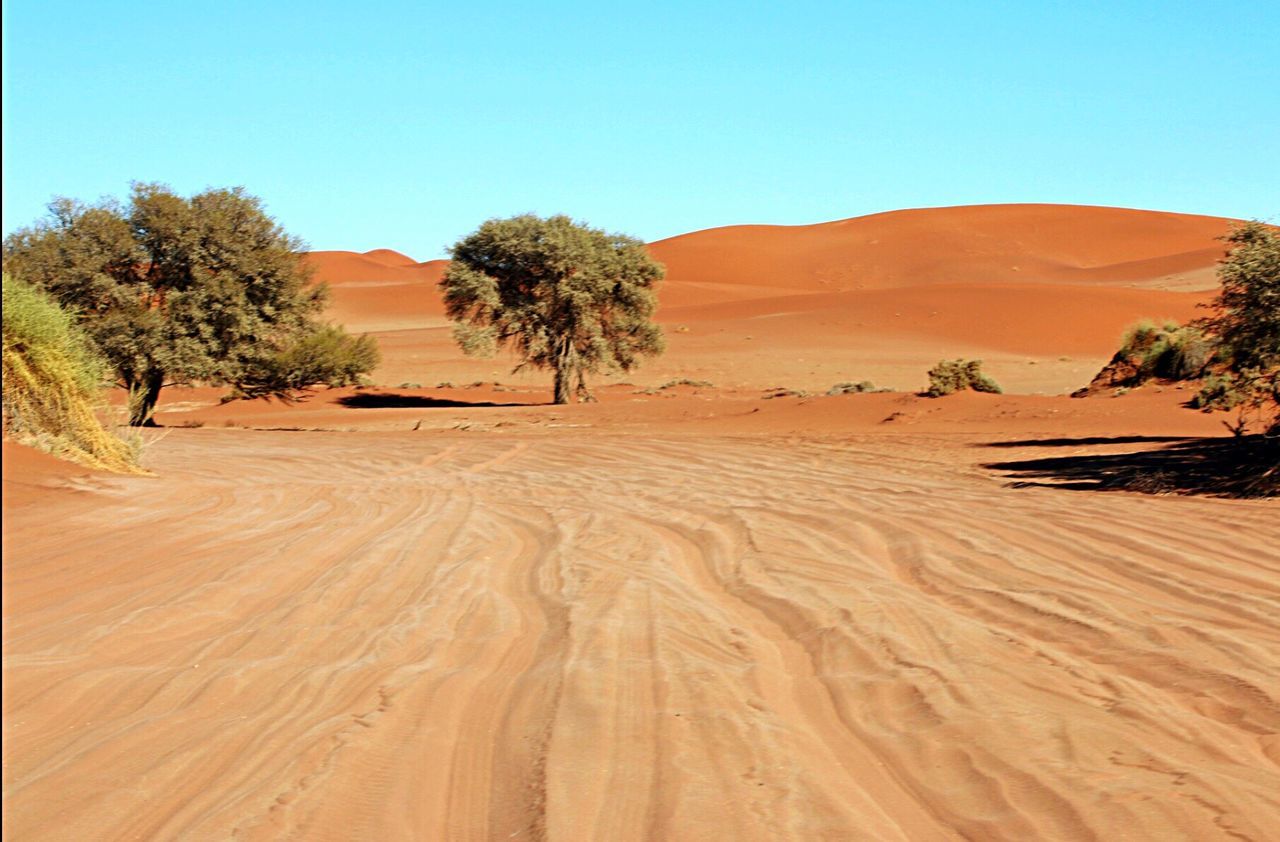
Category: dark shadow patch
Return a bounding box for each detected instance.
[984,436,1279,498]
[981,435,1191,449]
[335,392,533,409]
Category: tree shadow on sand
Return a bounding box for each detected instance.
[983,435,1190,449]
[981,436,1279,498]
[335,392,535,409]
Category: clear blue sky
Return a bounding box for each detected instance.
[4,1,1278,259]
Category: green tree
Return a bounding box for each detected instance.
[440,214,665,404]
[1193,221,1280,434]
[3,184,377,425]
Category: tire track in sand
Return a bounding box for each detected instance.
[3,430,1277,840]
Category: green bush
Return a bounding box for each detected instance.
[232,325,380,399]
[1116,320,1213,382]
[2,275,142,472]
[924,359,1002,397]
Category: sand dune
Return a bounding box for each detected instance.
[647,204,1236,293]
[307,205,1235,394]
[306,252,450,332]
[361,248,422,268]
[4,428,1276,839]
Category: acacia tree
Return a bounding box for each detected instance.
[1193,221,1280,435]
[441,214,665,403]
[3,183,376,424]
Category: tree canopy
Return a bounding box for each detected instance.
[440,214,665,403]
[1200,222,1280,371]
[3,184,377,424]
[1193,221,1280,435]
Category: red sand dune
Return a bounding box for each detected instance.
[360,248,420,267]
[305,251,450,331]
[306,204,1238,394]
[647,203,1235,294]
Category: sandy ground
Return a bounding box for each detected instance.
[5,204,1278,840]
[4,420,1278,840]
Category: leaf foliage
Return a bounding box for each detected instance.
[3,184,377,423]
[440,214,664,402]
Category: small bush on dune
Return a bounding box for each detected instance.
[2,275,142,472]
[924,359,1002,397]
[827,380,886,395]
[1115,320,1213,383]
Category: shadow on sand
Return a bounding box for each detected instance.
[981,436,1279,498]
[983,435,1190,449]
[336,392,536,409]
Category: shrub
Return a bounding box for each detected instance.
[826,380,884,395]
[924,359,1002,397]
[1116,320,1213,382]
[2,275,142,472]
[232,325,380,399]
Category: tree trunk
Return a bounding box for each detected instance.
[576,367,596,403]
[553,358,572,405]
[128,370,165,427]
[552,338,575,405]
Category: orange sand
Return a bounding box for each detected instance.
[304,204,1232,393]
[6,204,1278,840]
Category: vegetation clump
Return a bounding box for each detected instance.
[1082,320,1213,394]
[924,359,1002,397]
[3,184,378,425]
[440,214,665,404]
[231,325,380,400]
[2,275,142,472]
[826,380,885,395]
[659,378,713,389]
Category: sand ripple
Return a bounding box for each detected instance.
[4,431,1277,840]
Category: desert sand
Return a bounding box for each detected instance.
[307,204,1229,394]
[4,204,1278,840]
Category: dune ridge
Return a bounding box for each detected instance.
[647,204,1237,292]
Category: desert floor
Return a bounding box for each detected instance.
[4,394,1278,840]
[4,204,1279,840]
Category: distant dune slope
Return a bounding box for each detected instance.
[305,252,449,331]
[647,204,1236,294]
[305,205,1242,391]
